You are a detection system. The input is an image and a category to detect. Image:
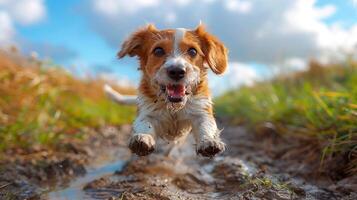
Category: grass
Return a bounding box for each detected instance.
[0,49,136,151]
[215,59,357,175]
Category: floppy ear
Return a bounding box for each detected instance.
[195,24,228,75]
[117,24,158,58]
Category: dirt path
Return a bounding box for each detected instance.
[43,125,356,200]
[0,125,132,200]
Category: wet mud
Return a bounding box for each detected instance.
[57,125,356,200]
[1,124,356,199]
[0,125,132,200]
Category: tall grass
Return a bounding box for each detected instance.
[0,49,136,151]
[215,59,357,175]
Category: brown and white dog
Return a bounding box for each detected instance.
[104,24,228,157]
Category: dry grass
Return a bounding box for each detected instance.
[0,49,136,151]
[215,59,357,177]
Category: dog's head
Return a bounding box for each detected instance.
[118,24,228,110]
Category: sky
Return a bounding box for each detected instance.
[0,0,357,95]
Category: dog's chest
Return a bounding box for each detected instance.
[138,96,211,141]
[149,109,191,141]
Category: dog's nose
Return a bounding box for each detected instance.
[167,66,186,81]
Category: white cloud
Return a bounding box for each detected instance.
[226,62,258,86]
[87,0,357,64]
[93,0,159,16]
[0,0,77,64]
[0,0,46,45]
[285,0,357,57]
[0,11,14,44]
[353,0,357,7]
[209,62,259,95]
[283,57,307,72]
[86,0,357,92]
[225,0,252,13]
[0,0,46,25]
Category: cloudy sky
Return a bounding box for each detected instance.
[1,0,357,94]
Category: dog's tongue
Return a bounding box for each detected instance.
[167,84,185,100]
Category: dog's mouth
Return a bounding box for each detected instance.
[161,84,188,103]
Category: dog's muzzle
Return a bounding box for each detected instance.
[167,66,186,81]
[163,65,187,103]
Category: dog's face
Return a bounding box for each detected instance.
[118,24,228,109]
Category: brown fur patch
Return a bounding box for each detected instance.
[194,25,228,75]
[118,24,228,103]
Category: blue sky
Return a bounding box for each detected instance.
[17,0,135,77]
[17,0,142,82]
[1,0,357,93]
[317,0,357,27]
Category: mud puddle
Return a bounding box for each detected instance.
[41,126,132,200]
[47,160,127,200]
[0,125,132,200]
[71,126,356,200]
[7,124,353,199]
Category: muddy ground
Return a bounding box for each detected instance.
[0,125,132,200]
[0,124,356,200]
[77,125,356,200]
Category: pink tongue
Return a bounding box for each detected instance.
[167,85,185,98]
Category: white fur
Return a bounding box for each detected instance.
[165,56,187,69]
[164,28,188,71]
[173,28,186,56]
[104,84,137,105]
[134,93,219,145]
[105,87,223,154]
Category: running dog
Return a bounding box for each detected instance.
[105,24,228,157]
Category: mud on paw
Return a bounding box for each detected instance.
[197,139,225,157]
[129,134,156,156]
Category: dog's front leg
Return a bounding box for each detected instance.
[191,111,225,157]
[129,115,156,156]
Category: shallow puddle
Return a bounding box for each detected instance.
[46,160,126,200]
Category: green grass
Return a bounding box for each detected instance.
[0,91,135,150]
[215,60,357,174]
[0,50,136,151]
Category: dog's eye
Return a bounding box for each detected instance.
[153,47,165,57]
[187,48,197,57]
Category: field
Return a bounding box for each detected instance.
[215,59,357,176]
[0,49,136,151]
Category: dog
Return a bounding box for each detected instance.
[104,24,228,157]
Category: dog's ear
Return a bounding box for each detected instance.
[195,24,228,75]
[118,24,158,59]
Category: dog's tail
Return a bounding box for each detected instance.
[104,84,137,105]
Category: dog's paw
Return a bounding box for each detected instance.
[197,138,225,157]
[129,134,155,156]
